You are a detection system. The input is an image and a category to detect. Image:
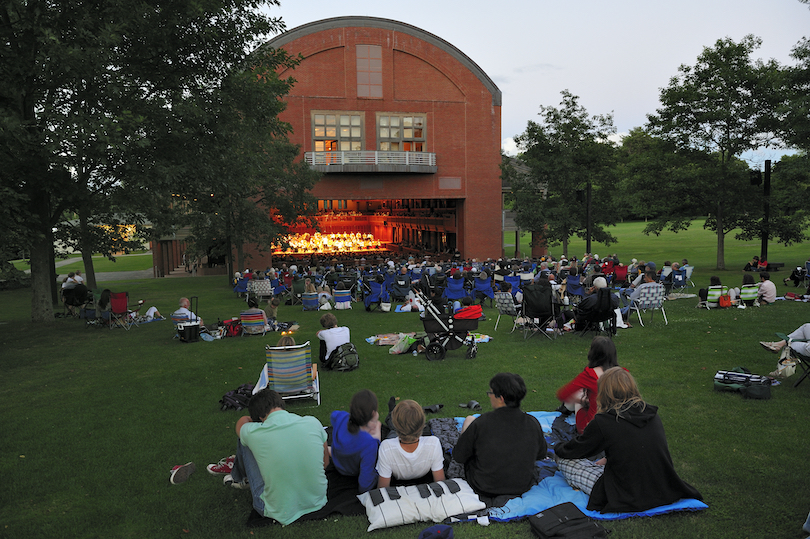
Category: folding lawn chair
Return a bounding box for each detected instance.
[473,274,495,307]
[494,291,521,333]
[240,311,267,336]
[334,288,353,310]
[574,288,616,338]
[362,280,389,312]
[110,291,141,330]
[775,333,810,388]
[302,292,320,311]
[631,283,668,327]
[254,341,320,405]
[521,283,558,341]
[669,269,688,294]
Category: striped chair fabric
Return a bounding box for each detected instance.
[302,292,319,311]
[256,341,320,405]
[240,311,266,335]
[334,289,353,310]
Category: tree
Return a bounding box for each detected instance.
[647,35,780,269]
[780,38,810,153]
[0,0,291,322]
[507,90,618,256]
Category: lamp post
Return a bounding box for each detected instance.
[760,160,771,262]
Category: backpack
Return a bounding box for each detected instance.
[220,383,255,411]
[324,342,360,371]
[222,319,242,337]
[528,502,607,539]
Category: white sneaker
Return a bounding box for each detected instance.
[223,474,250,489]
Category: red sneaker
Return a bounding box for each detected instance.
[206,455,235,475]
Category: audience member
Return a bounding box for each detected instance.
[556,337,621,434]
[376,400,445,487]
[173,297,203,326]
[317,313,350,364]
[757,271,777,304]
[453,373,547,499]
[555,368,702,513]
[330,389,382,493]
[223,388,329,525]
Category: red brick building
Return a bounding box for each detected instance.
[153,16,504,275]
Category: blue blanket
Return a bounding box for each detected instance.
[453,411,708,521]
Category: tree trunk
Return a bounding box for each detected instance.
[78,210,97,289]
[30,234,55,323]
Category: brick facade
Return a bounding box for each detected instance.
[239,17,503,269]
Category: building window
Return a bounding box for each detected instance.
[312,112,363,152]
[377,114,426,152]
[356,45,382,99]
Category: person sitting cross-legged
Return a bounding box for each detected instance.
[222,388,329,526]
[452,373,547,501]
[555,368,702,513]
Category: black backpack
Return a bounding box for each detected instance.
[528,502,608,539]
[220,383,255,411]
[324,342,360,371]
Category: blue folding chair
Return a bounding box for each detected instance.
[473,274,495,307]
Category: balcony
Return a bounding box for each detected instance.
[304,151,437,174]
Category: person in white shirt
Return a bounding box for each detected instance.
[317,313,350,364]
[757,272,777,305]
[172,297,203,326]
[376,400,445,487]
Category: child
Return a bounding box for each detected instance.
[267,297,280,320]
[376,400,445,487]
[330,390,382,493]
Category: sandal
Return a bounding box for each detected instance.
[459,400,481,411]
[423,404,444,414]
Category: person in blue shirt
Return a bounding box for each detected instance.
[330,389,382,493]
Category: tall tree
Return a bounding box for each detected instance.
[507,90,618,256]
[0,0,291,321]
[780,38,810,153]
[647,35,779,269]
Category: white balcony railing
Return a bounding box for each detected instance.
[305,151,436,167]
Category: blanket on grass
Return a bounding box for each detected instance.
[444,411,707,522]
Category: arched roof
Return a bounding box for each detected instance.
[263,16,502,107]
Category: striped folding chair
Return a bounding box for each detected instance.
[254,341,320,405]
[334,289,353,310]
[631,283,668,327]
[240,311,266,336]
[302,292,319,311]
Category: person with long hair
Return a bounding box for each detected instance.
[329,389,382,493]
[555,368,702,513]
[556,337,621,434]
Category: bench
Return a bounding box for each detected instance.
[766,263,785,272]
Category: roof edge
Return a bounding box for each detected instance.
[263,16,502,107]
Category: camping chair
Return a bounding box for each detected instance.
[334,288,352,310]
[697,285,728,309]
[575,288,616,338]
[494,291,521,333]
[565,275,585,305]
[473,274,495,307]
[669,269,688,294]
[363,280,389,312]
[254,341,320,405]
[775,333,810,388]
[302,292,319,311]
[290,278,306,305]
[444,277,470,304]
[504,275,522,299]
[248,280,274,304]
[740,284,759,306]
[630,283,668,327]
[240,311,267,336]
[521,283,558,341]
[684,266,696,289]
[109,291,141,330]
[233,277,249,297]
[611,265,629,289]
[63,284,91,318]
[391,273,412,301]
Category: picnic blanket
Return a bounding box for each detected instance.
[448,411,707,522]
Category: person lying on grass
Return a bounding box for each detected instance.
[555,368,703,513]
[376,399,445,488]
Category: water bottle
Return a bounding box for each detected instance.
[412,350,418,356]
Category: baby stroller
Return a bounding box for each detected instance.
[415,289,478,361]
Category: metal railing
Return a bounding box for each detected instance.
[305,151,436,166]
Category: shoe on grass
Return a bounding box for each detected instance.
[223,474,250,489]
[170,462,196,485]
[207,455,235,475]
[759,341,783,352]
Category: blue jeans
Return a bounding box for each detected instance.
[232,439,266,515]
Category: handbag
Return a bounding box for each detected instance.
[528,502,607,538]
[718,294,732,308]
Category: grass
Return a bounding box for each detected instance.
[12,252,154,273]
[1,222,809,539]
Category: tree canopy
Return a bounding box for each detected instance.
[507,90,618,256]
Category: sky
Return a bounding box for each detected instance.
[263,0,808,166]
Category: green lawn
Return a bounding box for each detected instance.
[12,253,154,273]
[1,225,809,539]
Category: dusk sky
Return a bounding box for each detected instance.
[266,0,809,166]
